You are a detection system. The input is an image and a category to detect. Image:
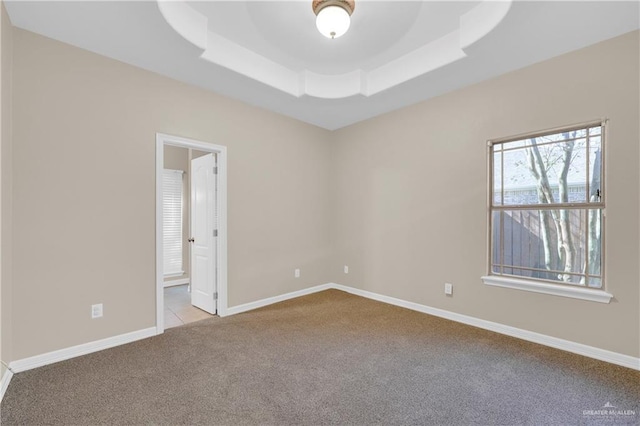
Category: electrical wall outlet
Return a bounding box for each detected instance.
[294,268,300,278]
[91,303,103,319]
[344,265,349,274]
[444,283,453,296]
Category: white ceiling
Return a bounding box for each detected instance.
[5,1,640,130]
[187,1,478,74]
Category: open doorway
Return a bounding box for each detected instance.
[156,134,227,333]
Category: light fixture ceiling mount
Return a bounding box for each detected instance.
[312,0,355,39]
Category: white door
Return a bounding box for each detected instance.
[190,153,217,314]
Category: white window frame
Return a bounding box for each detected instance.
[481,120,613,303]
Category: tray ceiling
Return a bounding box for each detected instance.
[5,1,640,130]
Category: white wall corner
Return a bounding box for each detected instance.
[0,367,13,402]
[223,283,333,317]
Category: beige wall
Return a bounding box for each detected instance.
[6,24,639,363]
[0,1,12,377]
[163,145,189,171]
[192,150,209,160]
[163,145,189,284]
[11,29,332,360]
[330,31,640,357]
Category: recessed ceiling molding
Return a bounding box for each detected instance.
[7,0,637,129]
[366,31,466,96]
[157,0,512,100]
[201,31,302,97]
[157,0,208,51]
[303,69,364,99]
[460,0,512,50]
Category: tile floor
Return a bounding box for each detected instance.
[164,284,215,329]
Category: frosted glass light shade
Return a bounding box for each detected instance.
[316,5,351,39]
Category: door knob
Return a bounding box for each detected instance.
[188,238,195,243]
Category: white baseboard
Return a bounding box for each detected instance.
[8,284,332,374]
[329,283,640,371]
[0,367,13,402]
[7,282,638,378]
[164,278,190,288]
[223,283,333,316]
[9,327,157,373]
[222,282,638,370]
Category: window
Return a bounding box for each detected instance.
[483,121,612,303]
[163,169,184,277]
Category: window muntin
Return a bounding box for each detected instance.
[489,123,604,289]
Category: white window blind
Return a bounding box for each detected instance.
[163,169,184,276]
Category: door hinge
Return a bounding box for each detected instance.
[213,166,218,174]
[213,292,218,300]
[213,229,218,237]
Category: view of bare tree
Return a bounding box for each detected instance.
[496,127,602,287]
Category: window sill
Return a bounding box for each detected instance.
[164,272,185,279]
[481,275,613,304]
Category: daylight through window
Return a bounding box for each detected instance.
[489,122,604,289]
[163,169,184,277]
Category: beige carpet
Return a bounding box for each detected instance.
[2,289,639,425]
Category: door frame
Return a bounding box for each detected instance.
[155,133,228,334]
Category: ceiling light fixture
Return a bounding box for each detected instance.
[312,0,355,40]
